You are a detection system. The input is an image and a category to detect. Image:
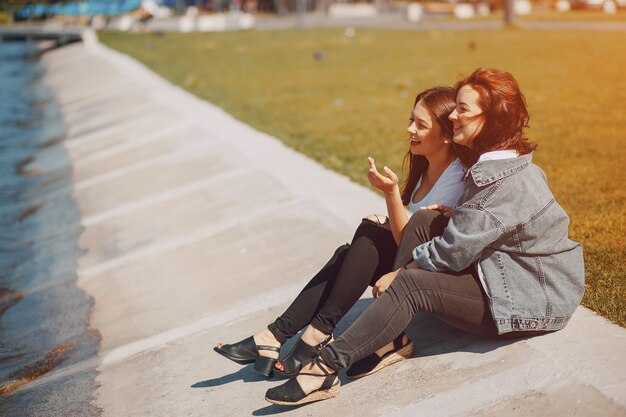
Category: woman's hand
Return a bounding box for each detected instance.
[367,157,398,194]
[420,204,454,218]
[372,268,401,298]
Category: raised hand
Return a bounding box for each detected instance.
[367,157,398,194]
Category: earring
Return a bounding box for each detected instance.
[444,139,450,144]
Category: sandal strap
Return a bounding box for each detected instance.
[314,356,334,375]
[256,344,281,353]
[298,357,337,391]
[299,356,336,377]
[320,373,337,391]
[392,331,406,351]
[316,334,332,350]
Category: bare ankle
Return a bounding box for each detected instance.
[301,325,331,346]
[374,340,394,357]
[255,329,281,346]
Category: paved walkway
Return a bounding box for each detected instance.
[143,11,626,32]
[34,32,626,416]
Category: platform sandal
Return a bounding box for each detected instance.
[265,357,340,406]
[273,334,332,379]
[346,331,413,379]
[213,336,281,377]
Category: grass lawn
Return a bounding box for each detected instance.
[99,28,625,327]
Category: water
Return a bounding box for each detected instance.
[0,41,101,416]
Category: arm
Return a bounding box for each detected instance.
[367,157,408,245]
[412,205,504,272]
[384,183,409,246]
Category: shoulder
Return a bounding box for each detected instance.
[431,159,467,208]
[438,158,466,184]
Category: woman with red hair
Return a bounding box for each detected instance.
[265,68,585,406]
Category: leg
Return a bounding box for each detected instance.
[354,210,449,368]
[267,268,489,403]
[267,243,351,344]
[269,218,397,344]
[272,218,396,377]
[393,209,449,270]
[320,267,487,370]
[308,218,397,336]
[216,243,350,374]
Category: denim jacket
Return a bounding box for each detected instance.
[412,153,585,334]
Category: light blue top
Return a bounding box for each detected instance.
[409,158,466,214]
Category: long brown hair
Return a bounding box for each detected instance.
[454,68,537,166]
[400,86,465,205]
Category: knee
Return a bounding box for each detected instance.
[388,269,431,306]
[350,235,377,256]
[329,243,350,263]
[406,209,441,229]
[352,217,385,242]
[405,209,449,239]
[364,213,388,225]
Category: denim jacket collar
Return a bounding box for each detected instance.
[465,153,533,187]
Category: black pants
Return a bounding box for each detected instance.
[267,210,449,344]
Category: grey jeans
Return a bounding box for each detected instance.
[320,210,545,370]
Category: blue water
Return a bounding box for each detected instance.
[0,41,100,416]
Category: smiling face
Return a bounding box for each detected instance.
[448,85,484,148]
[407,99,450,157]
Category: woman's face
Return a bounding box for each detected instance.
[407,99,450,157]
[449,85,484,148]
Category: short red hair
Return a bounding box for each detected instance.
[455,68,537,163]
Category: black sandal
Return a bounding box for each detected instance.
[273,334,332,379]
[346,331,413,379]
[265,357,340,406]
[213,336,281,377]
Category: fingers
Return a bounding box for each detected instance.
[420,204,442,211]
[372,284,386,298]
[382,166,398,182]
[420,204,454,217]
[367,156,378,173]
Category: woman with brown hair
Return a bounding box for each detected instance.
[214,86,468,379]
[264,67,585,406]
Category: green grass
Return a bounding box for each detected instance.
[99,29,626,327]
